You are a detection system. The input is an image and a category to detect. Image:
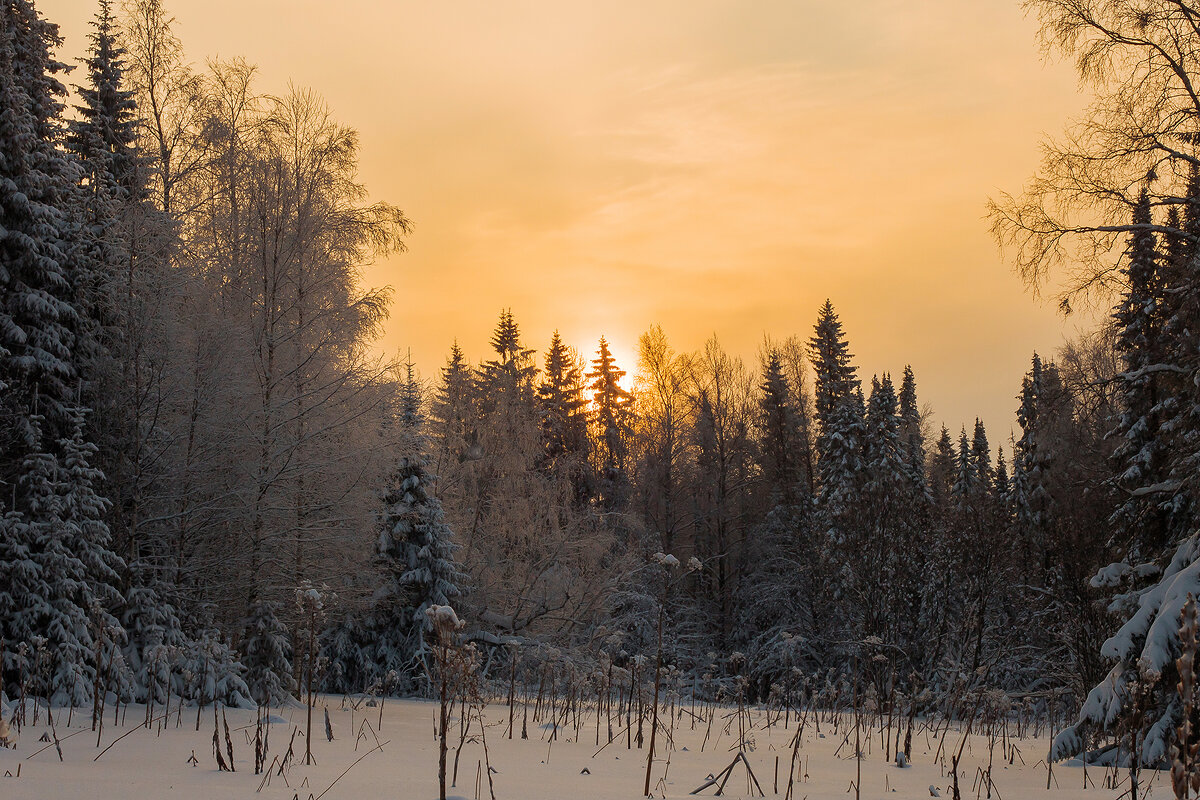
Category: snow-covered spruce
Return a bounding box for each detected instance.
[323,398,464,694]
[1052,532,1200,765]
[240,599,294,706]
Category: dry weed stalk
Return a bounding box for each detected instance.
[1173,593,1200,799]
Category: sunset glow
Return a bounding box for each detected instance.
[16,0,1200,793]
[53,0,1095,432]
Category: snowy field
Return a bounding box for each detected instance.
[0,696,1164,799]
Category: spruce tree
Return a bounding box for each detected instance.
[952,427,975,510]
[862,374,911,657]
[1013,353,1058,581]
[478,309,537,408]
[362,400,464,688]
[0,0,82,456]
[57,407,124,637]
[397,358,423,428]
[587,336,634,506]
[537,331,589,487]
[897,365,927,496]
[807,301,865,660]
[808,300,862,515]
[971,418,992,495]
[929,425,955,507]
[2,417,99,704]
[66,0,138,351]
[757,348,800,503]
[240,599,294,706]
[1110,190,1171,560]
[120,561,184,702]
[431,341,477,459]
[67,0,138,194]
[0,0,128,703]
[1054,183,1200,765]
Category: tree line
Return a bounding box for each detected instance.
[3,0,1200,771]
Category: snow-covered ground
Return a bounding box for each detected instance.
[0,696,1167,799]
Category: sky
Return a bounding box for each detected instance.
[50,0,1100,440]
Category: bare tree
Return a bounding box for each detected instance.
[989,0,1200,310]
[633,325,691,553]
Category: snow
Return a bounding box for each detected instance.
[425,604,464,631]
[0,696,1146,800]
[1091,561,1131,588]
[653,552,680,568]
[1099,534,1200,671]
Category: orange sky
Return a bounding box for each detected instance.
[52,0,1099,440]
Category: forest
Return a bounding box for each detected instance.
[6,0,1200,796]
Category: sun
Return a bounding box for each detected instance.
[571,331,637,397]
